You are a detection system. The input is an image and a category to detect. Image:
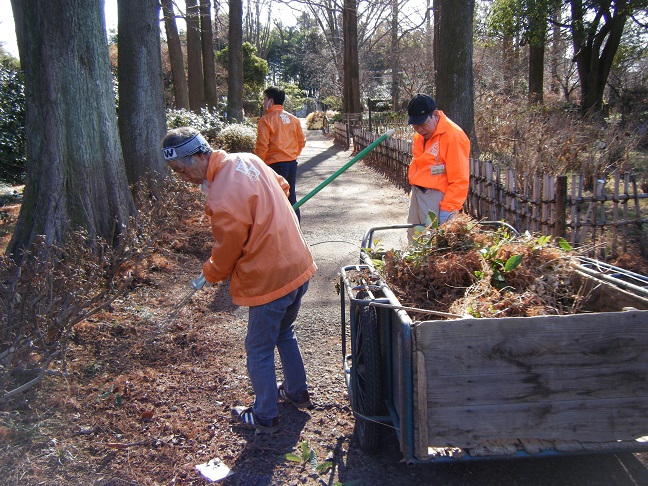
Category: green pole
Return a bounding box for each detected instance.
[293,129,395,210]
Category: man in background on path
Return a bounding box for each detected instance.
[162,127,316,434]
[255,86,306,220]
[406,94,470,235]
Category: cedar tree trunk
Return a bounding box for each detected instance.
[118,0,167,185]
[7,0,135,258]
[162,0,190,110]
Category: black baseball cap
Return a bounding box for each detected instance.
[407,94,436,125]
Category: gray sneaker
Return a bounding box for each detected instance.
[278,383,312,409]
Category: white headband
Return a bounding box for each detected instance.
[162,133,209,161]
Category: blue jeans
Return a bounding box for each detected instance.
[270,161,300,221]
[245,281,309,420]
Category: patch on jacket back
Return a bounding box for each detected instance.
[280,113,291,124]
[235,157,261,181]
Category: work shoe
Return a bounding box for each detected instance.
[232,407,281,434]
[278,383,312,409]
[231,406,281,434]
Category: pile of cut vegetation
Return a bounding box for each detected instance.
[376,213,586,319]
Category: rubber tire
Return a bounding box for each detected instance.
[351,301,384,453]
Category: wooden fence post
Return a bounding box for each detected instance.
[555,175,567,239]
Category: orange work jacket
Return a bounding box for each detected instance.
[408,111,470,212]
[254,104,306,164]
[202,151,316,306]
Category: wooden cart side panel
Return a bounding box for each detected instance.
[428,397,647,448]
[413,350,429,459]
[574,270,648,312]
[414,310,648,450]
[426,365,648,406]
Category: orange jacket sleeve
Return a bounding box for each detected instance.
[439,129,470,212]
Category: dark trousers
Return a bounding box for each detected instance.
[270,160,300,221]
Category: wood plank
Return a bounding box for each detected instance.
[425,364,648,406]
[413,350,429,459]
[416,310,648,376]
[573,270,648,311]
[415,309,648,448]
[425,438,648,459]
[425,397,648,449]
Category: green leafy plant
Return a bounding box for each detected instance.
[97,384,123,407]
[363,237,386,269]
[476,239,524,289]
[284,440,332,474]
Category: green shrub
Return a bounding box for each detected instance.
[165,108,225,143]
[214,124,257,153]
[0,60,25,184]
[322,95,342,112]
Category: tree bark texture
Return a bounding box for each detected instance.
[502,34,514,94]
[162,0,190,110]
[528,44,545,105]
[434,0,475,149]
[569,0,628,114]
[390,0,400,112]
[186,0,205,111]
[200,0,218,110]
[118,0,167,185]
[342,0,361,114]
[7,0,134,258]
[227,0,244,122]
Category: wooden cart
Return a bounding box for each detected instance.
[339,224,648,463]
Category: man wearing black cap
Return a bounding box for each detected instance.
[406,94,470,235]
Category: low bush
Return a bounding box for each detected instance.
[214,123,257,152]
[165,108,225,143]
[0,60,25,184]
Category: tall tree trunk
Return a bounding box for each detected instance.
[503,34,514,94]
[342,0,361,114]
[433,0,440,95]
[390,0,400,111]
[228,0,244,122]
[528,44,545,104]
[425,0,434,96]
[527,1,547,105]
[434,0,475,148]
[550,6,561,94]
[118,0,167,185]
[186,0,205,111]
[161,0,189,109]
[200,0,218,111]
[8,0,134,258]
[570,0,628,114]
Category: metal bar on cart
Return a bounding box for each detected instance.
[293,129,395,211]
[368,301,462,319]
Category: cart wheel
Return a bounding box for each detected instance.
[352,300,384,452]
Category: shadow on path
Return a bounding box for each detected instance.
[298,144,346,177]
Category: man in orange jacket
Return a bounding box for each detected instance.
[255,86,306,220]
[406,94,470,235]
[162,127,317,434]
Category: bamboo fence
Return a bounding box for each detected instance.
[349,126,648,258]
